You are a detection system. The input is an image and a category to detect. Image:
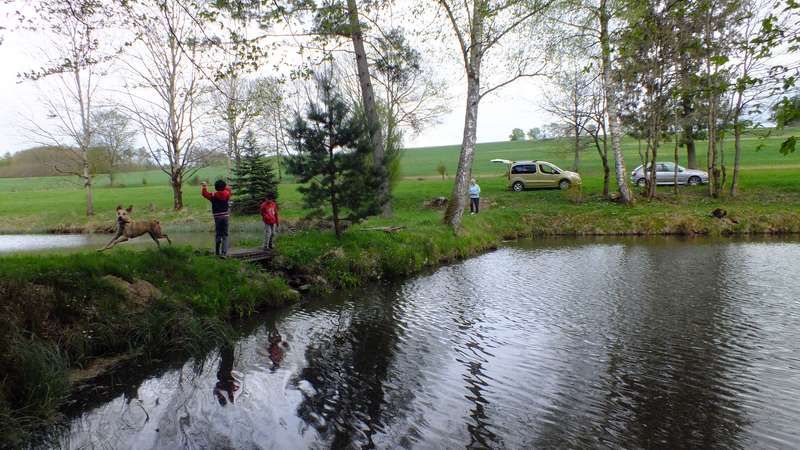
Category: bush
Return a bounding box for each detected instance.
[142,177,148,186]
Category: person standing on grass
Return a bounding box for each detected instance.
[469,178,481,214]
[259,192,279,250]
[202,180,232,257]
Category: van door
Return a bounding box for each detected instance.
[538,163,562,187]
[511,164,538,187]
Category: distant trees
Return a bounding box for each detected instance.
[287,75,387,239]
[509,128,526,141]
[92,110,136,187]
[527,128,542,140]
[437,161,447,180]
[230,130,278,214]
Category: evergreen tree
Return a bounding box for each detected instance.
[286,75,386,239]
[231,130,279,214]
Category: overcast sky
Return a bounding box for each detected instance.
[0,5,554,154]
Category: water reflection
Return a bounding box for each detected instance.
[55,237,800,449]
[0,232,264,255]
[296,288,406,448]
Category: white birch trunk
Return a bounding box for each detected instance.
[599,0,633,204]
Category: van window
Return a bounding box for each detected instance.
[512,164,537,174]
[539,164,560,175]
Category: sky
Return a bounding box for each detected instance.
[0,5,554,154]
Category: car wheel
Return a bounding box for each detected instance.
[636,178,647,188]
[559,179,571,190]
[512,181,524,192]
[688,176,701,186]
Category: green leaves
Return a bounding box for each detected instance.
[780,136,797,155]
[709,55,729,66]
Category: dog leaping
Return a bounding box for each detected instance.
[99,205,172,251]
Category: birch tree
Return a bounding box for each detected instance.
[21,0,116,216]
[436,0,554,230]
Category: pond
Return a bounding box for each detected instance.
[0,232,263,255]
[57,237,800,449]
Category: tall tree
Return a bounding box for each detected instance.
[21,0,116,216]
[728,0,779,196]
[123,0,208,210]
[287,74,386,239]
[344,0,390,216]
[436,0,553,229]
[617,0,681,199]
[598,0,634,204]
[699,0,741,197]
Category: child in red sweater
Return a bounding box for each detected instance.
[201,180,232,257]
[259,192,279,250]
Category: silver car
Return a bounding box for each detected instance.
[630,162,709,187]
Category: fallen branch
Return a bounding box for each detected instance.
[360,226,406,233]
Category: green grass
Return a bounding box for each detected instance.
[401,127,800,179]
[0,247,298,448]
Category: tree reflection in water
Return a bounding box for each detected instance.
[296,289,406,449]
[531,241,752,449]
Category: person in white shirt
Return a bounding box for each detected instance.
[469,178,481,214]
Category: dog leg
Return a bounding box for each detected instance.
[99,234,124,252]
[163,234,172,246]
[101,236,128,251]
[148,232,162,249]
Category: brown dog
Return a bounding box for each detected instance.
[99,205,172,251]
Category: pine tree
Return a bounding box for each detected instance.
[231,130,279,214]
[286,75,386,239]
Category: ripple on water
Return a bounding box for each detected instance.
[57,238,800,449]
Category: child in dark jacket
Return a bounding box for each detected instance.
[259,192,279,250]
[202,180,232,257]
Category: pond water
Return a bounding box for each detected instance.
[0,232,263,255]
[57,237,800,449]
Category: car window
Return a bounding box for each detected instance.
[662,163,676,172]
[511,164,537,174]
[539,164,559,175]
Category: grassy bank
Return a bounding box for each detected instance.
[0,248,297,449]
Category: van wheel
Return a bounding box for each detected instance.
[559,180,571,190]
[512,181,524,192]
[637,178,647,188]
[688,176,701,186]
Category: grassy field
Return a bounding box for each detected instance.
[0,127,798,234]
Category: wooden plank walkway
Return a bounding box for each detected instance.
[227,248,274,262]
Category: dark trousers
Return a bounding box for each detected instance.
[470,197,480,213]
[214,216,229,256]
